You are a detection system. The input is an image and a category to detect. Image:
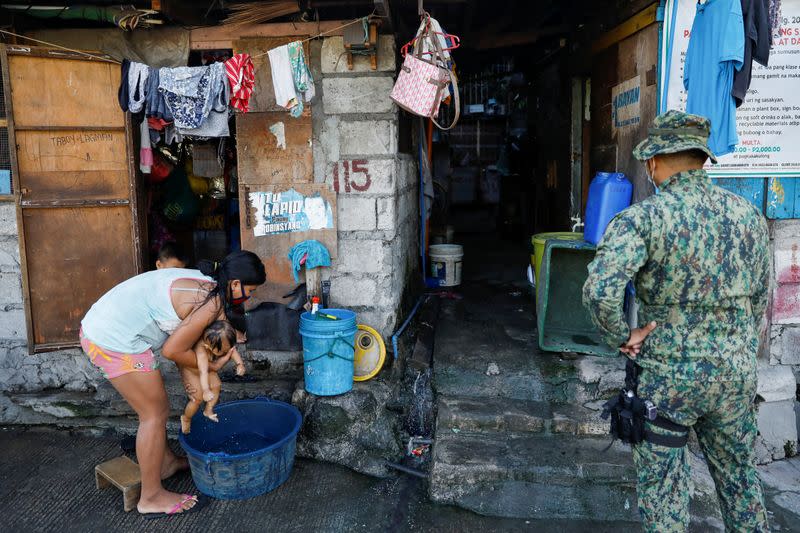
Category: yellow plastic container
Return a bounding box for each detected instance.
[531,232,584,286]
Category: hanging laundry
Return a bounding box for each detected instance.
[118,59,131,112]
[139,119,153,174]
[769,0,782,44]
[159,62,225,130]
[179,65,231,138]
[128,62,150,114]
[733,0,771,107]
[268,41,315,118]
[145,68,174,122]
[684,0,744,157]
[225,53,255,113]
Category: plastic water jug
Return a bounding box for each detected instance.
[584,172,633,245]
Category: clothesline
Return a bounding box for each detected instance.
[0,12,384,64]
[250,15,378,58]
[0,29,121,64]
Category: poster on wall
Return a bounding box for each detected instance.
[659,0,800,177]
[249,188,334,236]
[611,75,642,137]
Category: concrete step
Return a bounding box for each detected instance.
[437,395,609,437]
[429,432,639,521]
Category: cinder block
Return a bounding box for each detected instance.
[321,36,396,73]
[0,272,22,304]
[773,282,800,325]
[338,196,376,231]
[772,220,800,241]
[0,204,17,236]
[356,307,397,339]
[339,120,397,156]
[377,197,397,234]
[330,276,378,307]
[397,156,418,191]
[0,238,20,273]
[757,399,798,460]
[757,360,798,402]
[774,241,800,284]
[323,77,395,115]
[0,309,26,340]
[772,326,800,365]
[329,159,394,195]
[335,240,390,274]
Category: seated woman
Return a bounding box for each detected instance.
[80,250,266,518]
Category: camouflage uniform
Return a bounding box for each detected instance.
[582,111,770,532]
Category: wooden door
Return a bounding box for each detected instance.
[2,46,141,351]
[233,38,336,303]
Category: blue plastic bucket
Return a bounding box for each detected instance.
[178,398,302,500]
[299,309,357,396]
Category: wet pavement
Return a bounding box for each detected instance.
[0,427,641,533]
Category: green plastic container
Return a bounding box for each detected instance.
[536,238,616,356]
[530,232,583,287]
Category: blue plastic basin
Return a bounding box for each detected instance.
[178,398,302,500]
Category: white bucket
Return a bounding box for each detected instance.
[430,244,463,287]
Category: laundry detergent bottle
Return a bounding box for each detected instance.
[583,172,633,246]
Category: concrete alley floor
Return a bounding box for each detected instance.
[0,427,641,533]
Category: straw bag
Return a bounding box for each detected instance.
[390,16,459,130]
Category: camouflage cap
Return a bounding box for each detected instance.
[632,110,717,164]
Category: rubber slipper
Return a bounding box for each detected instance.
[141,494,209,520]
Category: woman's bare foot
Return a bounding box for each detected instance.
[160,453,189,480]
[203,411,219,422]
[137,489,197,515]
[180,415,192,434]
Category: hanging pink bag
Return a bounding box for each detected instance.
[390,15,459,130]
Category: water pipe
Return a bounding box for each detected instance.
[391,295,427,359]
[385,460,429,479]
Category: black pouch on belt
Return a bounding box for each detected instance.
[601,358,689,448]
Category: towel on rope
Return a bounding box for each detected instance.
[128,62,150,113]
[267,41,315,118]
[225,53,255,113]
[288,240,331,283]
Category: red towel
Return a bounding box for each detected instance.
[225,53,255,113]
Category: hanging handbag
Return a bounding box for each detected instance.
[390,15,460,130]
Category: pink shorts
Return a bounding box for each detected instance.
[79,330,159,380]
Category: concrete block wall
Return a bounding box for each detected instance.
[759,220,800,462]
[311,36,418,342]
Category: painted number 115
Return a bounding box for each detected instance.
[332,160,372,193]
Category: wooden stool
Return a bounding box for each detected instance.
[95,456,141,512]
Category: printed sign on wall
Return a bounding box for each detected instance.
[660,0,800,177]
[611,76,642,136]
[249,188,334,236]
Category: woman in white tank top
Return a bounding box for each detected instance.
[80,250,266,517]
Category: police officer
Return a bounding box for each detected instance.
[582,110,770,532]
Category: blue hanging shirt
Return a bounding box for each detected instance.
[683,0,744,158]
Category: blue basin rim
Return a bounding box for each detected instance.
[178,397,303,460]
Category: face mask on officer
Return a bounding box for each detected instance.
[645,158,657,188]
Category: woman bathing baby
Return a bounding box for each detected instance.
[80,250,266,518]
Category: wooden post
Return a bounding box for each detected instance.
[305,267,323,301]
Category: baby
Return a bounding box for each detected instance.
[179,320,246,434]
